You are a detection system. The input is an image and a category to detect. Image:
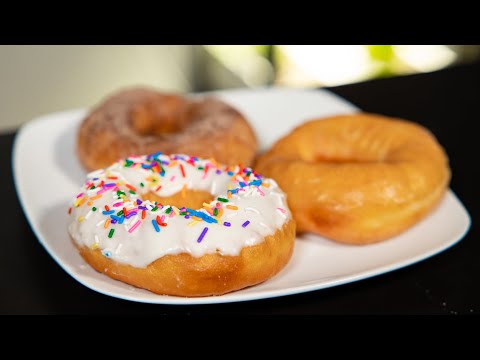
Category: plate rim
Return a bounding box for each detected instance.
[12,87,472,305]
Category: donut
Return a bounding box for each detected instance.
[255,113,450,245]
[77,87,258,171]
[68,153,295,297]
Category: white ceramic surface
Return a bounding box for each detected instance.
[12,87,471,304]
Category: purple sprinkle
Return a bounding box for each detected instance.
[197,227,209,243]
[138,206,148,210]
[92,177,99,180]
[104,183,116,188]
[161,160,169,165]
[215,169,222,174]
[110,219,118,224]
[126,211,138,219]
[136,199,142,205]
[242,220,250,228]
[184,215,190,219]
[223,222,231,227]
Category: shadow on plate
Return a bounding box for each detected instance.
[54,121,86,185]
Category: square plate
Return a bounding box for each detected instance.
[13,87,471,304]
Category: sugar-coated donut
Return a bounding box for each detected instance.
[68,153,295,297]
[77,87,258,171]
[255,113,450,244]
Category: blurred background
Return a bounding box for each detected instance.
[1,45,479,132]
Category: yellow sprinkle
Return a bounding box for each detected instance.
[172,206,180,215]
[77,216,85,222]
[191,216,203,222]
[188,220,200,227]
[91,243,99,250]
[75,197,87,207]
[181,184,187,198]
[226,205,238,210]
[217,208,224,217]
[203,202,213,208]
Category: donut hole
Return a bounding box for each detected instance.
[142,189,214,210]
[130,95,190,136]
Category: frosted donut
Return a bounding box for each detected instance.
[77,87,258,171]
[68,153,295,297]
[255,113,450,245]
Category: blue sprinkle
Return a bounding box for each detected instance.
[152,219,160,232]
[227,171,234,176]
[102,210,115,215]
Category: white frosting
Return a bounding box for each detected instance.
[68,153,291,268]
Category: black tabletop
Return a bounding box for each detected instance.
[2,62,478,315]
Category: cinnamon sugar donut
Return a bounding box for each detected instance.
[68,153,295,297]
[255,113,450,245]
[77,87,258,171]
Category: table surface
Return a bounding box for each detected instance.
[2,62,478,315]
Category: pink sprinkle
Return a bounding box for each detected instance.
[170,175,176,182]
[128,220,141,233]
[160,215,165,222]
[76,192,84,198]
[277,207,286,213]
[112,186,119,192]
[112,202,123,207]
[97,187,108,195]
[256,187,265,196]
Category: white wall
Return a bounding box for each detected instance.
[0,45,194,132]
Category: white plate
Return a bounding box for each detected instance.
[13,87,471,305]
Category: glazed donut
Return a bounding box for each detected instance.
[68,153,295,297]
[77,87,258,171]
[255,113,450,245]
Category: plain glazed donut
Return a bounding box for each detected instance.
[255,113,450,245]
[77,87,258,171]
[68,153,295,297]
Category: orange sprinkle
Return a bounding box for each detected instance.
[227,192,232,199]
[217,208,224,217]
[104,218,111,228]
[104,205,110,211]
[141,210,146,219]
[90,194,102,201]
[262,182,270,188]
[87,201,93,206]
[68,207,72,215]
[181,184,186,198]
[155,185,162,192]
[156,216,161,225]
[107,176,118,180]
[123,207,128,217]
[168,160,178,168]
[226,205,238,210]
[125,184,137,192]
[192,216,203,222]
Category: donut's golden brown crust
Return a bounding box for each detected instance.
[74,219,295,297]
[255,113,450,245]
[77,87,258,171]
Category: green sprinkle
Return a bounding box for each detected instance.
[213,208,218,216]
[217,197,228,203]
[92,207,97,211]
[108,229,115,238]
[165,207,172,214]
[129,190,136,194]
[125,160,134,167]
[90,185,96,190]
[151,206,158,212]
[140,182,144,187]
[180,211,187,215]
[198,166,204,170]
[246,171,251,176]
[116,210,123,216]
